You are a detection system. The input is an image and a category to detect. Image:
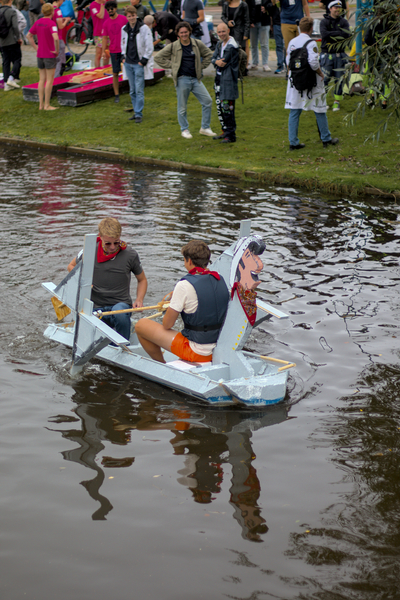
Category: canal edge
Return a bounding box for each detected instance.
[2,136,399,201]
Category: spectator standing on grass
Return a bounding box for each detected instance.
[285,17,338,150]
[154,21,216,140]
[151,10,179,46]
[16,0,30,41]
[247,0,271,71]
[181,0,204,39]
[52,0,71,77]
[90,0,109,67]
[319,0,349,22]
[220,0,250,50]
[0,0,22,91]
[266,0,285,73]
[320,0,350,112]
[28,0,42,27]
[101,0,127,103]
[275,0,310,51]
[121,5,153,123]
[129,0,148,21]
[27,2,59,109]
[211,22,239,143]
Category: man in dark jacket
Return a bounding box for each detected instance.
[211,22,239,143]
[0,0,22,91]
[129,0,149,21]
[152,10,179,45]
[320,0,351,111]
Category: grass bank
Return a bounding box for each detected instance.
[1,66,400,198]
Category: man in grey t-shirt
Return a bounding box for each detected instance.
[181,0,204,38]
[67,217,148,341]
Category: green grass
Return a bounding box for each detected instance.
[1,66,400,196]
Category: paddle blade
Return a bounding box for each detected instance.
[51,296,71,321]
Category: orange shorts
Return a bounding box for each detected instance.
[170,332,212,363]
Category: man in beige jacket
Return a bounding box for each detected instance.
[154,21,216,139]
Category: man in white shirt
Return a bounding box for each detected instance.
[135,240,230,363]
[285,17,339,150]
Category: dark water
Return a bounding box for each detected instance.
[1,145,400,600]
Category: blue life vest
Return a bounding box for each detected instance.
[180,273,229,345]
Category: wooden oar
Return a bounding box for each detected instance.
[97,302,170,318]
[259,355,296,372]
[51,296,71,321]
[144,311,163,320]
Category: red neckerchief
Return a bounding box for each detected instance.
[231,282,257,325]
[96,236,127,263]
[189,266,220,280]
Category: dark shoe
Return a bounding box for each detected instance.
[381,101,387,109]
[274,67,285,74]
[322,137,339,148]
[129,115,136,120]
[220,137,235,143]
[213,133,226,140]
[289,143,305,150]
[114,95,119,103]
[134,116,143,123]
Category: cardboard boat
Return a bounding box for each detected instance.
[22,67,164,106]
[42,221,295,407]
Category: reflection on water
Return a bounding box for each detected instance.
[2,145,400,599]
[49,372,287,540]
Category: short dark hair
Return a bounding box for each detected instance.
[181,240,211,268]
[105,0,117,8]
[175,21,192,35]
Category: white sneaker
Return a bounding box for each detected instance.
[6,79,20,89]
[263,65,271,72]
[3,83,13,91]
[247,64,258,70]
[181,129,193,139]
[199,127,216,137]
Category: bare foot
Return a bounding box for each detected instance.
[39,106,44,110]
[44,106,59,110]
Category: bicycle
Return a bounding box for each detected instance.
[65,3,94,61]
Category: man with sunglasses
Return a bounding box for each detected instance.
[67,217,148,342]
[101,0,127,103]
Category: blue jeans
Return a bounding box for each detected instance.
[273,24,285,69]
[176,76,212,131]
[22,10,30,36]
[250,23,270,66]
[288,109,331,146]
[125,62,145,118]
[99,302,131,342]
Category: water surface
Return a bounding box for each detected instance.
[1,146,400,600]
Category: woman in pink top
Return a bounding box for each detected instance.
[101,0,127,102]
[27,3,59,110]
[52,0,71,77]
[90,0,110,67]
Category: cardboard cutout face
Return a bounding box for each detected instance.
[236,247,264,291]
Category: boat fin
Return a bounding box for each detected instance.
[71,298,129,376]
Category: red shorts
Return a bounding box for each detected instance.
[170,332,212,363]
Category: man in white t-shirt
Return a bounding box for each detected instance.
[135,240,230,363]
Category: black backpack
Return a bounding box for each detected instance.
[0,6,12,39]
[289,39,317,99]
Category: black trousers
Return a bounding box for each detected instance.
[214,74,236,141]
[1,43,22,83]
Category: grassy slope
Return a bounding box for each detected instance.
[1,66,399,195]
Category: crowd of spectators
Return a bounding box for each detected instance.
[0,0,365,147]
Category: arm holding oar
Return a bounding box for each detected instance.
[64,217,148,342]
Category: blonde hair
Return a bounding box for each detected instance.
[98,217,122,239]
[125,5,137,15]
[42,2,54,16]
[144,15,154,25]
[299,17,314,33]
